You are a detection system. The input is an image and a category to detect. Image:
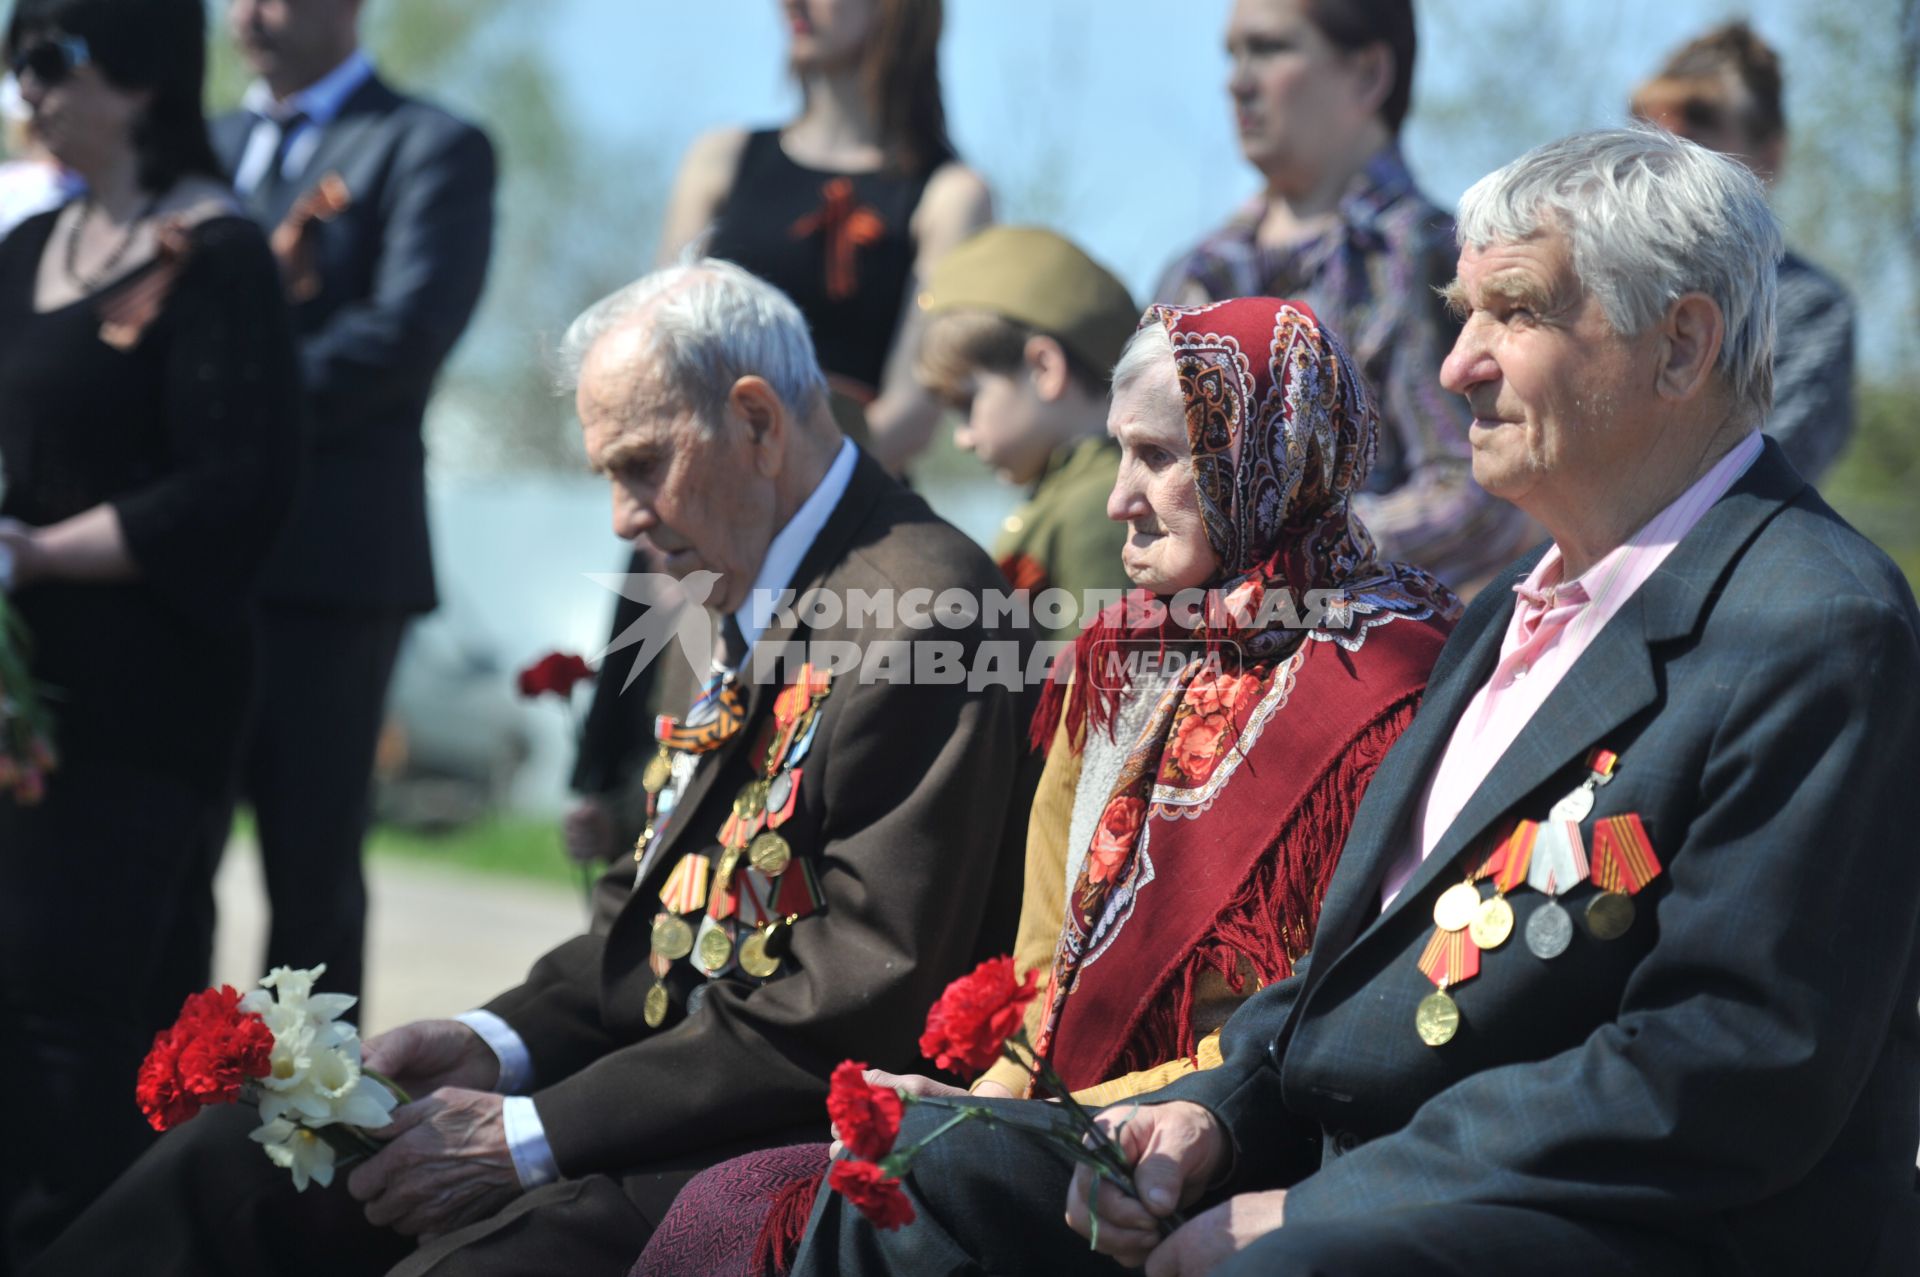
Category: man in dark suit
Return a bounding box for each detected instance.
[31,260,1029,1276]
[792,129,1920,1276]
[208,0,496,1003]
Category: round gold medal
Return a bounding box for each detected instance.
[733,780,770,821]
[1585,890,1635,940]
[643,981,669,1028]
[1468,895,1515,950]
[1415,990,1460,1046]
[698,925,734,972]
[714,844,745,885]
[642,750,674,795]
[748,831,792,876]
[739,930,781,979]
[1433,882,1481,932]
[650,914,694,961]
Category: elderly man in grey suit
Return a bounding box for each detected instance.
[793,127,1920,1276]
[205,0,495,1006]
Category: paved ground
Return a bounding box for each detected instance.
[212,841,586,1035]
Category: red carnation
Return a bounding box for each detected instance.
[828,1158,916,1231]
[516,651,595,699]
[826,1060,903,1162]
[918,956,1040,1078]
[135,1030,198,1132]
[135,985,275,1132]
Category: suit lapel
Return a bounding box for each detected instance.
[632,448,894,890]
[252,77,396,226]
[1313,438,1807,977]
[1302,586,1515,968]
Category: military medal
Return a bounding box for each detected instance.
[766,770,795,819]
[686,984,710,1015]
[733,779,770,822]
[771,858,825,919]
[1585,891,1635,939]
[1469,896,1514,950]
[739,928,781,978]
[1525,898,1574,959]
[1433,881,1481,932]
[1414,927,1478,1045]
[1416,988,1461,1047]
[1549,748,1618,822]
[1469,822,1535,951]
[1584,811,1662,941]
[658,853,712,915]
[643,981,670,1028]
[651,913,695,961]
[642,747,674,795]
[1526,819,1589,896]
[748,830,792,876]
[693,916,735,975]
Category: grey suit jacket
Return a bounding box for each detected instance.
[211,74,495,613]
[1157,438,1920,1273]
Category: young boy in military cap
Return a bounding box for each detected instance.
[915,226,1136,640]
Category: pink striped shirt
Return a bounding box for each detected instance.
[1380,430,1764,908]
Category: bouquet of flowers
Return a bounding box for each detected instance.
[0,588,56,806]
[135,965,404,1190]
[824,956,1178,1247]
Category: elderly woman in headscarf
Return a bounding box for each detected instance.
[631,297,1459,1277]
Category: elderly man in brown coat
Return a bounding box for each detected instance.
[33,259,1032,1276]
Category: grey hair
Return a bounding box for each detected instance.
[556,258,828,425]
[1110,321,1180,414]
[1456,125,1782,416]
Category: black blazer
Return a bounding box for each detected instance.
[212,73,495,613]
[1156,440,1920,1273]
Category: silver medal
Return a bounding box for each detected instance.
[1525,899,1574,959]
[766,770,794,815]
[1550,785,1594,823]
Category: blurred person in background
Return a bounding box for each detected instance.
[1631,20,1856,482]
[1158,0,1536,598]
[0,73,81,239]
[913,225,1135,637]
[0,0,299,1262]
[206,0,496,1008]
[567,0,991,869]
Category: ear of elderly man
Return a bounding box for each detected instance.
[29,263,1036,1275]
[790,127,1920,1277]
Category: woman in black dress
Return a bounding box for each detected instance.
[0,0,298,1261]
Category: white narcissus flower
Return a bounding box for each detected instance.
[250,1118,336,1192]
[240,963,396,1130]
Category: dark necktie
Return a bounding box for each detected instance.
[249,110,310,214]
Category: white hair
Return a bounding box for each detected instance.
[1110,320,1179,413]
[1456,125,1782,416]
[557,258,828,425]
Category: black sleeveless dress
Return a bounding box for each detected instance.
[705,129,936,395]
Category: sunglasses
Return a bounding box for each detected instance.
[8,34,91,88]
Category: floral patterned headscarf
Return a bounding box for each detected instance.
[1031,297,1459,1090]
[1037,296,1449,750]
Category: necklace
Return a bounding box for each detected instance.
[63,195,161,291]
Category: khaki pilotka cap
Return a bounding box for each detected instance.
[917,226,1139,374]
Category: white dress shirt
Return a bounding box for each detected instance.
[462,437,859,1188]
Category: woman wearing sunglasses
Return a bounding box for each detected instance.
[0,0,299,1264]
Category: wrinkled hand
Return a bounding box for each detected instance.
[361,1020,501,1099]
[562,798,616,864]
[347,1088,519,1237]
[827,1069,974,1158]
[1063,1100,1227,1269]
[1142,1191,1287,1277]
